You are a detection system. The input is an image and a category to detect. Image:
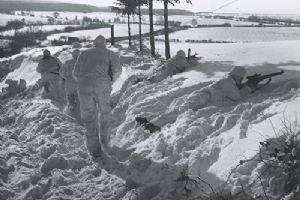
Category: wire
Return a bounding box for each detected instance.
[211,0,242,13]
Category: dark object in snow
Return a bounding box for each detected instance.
[68,37,80,44]
[238,70,285,93]
[135,117,161,133]
[187,48,199,60]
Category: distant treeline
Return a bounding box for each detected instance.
[0,0,193,16]
[0,1,108,13]
[248,15,300,25]
[149,38,235,44]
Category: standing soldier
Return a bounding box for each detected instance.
[73,35,121,157]
[60,48,81,120]
[37,49,65,103]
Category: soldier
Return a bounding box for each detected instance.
[154,66,284,126]
[73,35,121,157]
[37,49,65,103]
[150,50,191,83]
[154,66,247,126]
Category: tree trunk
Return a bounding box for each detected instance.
[149,0,155,57]
[128,13,132,46]
[164,0,170,59]
[138,3,142,51]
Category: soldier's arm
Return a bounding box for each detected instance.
[110,52,122,81]
[36,61,42,73]
[73,53,83,81]
[59,63,67,79]
[220,79,242,101]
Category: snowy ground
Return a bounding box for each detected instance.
[1,37,300,199]
[156,27,300,42]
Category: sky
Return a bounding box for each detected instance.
[45,0,300,14]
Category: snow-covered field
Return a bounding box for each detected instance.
[47,24,164,40]
[156,27,300,42]
[1,31,300,199]
[169,15,259,26]
[0,25,81,36]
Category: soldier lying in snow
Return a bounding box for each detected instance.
[154,66,284,126]
[149,50,196,83]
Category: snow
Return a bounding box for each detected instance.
[47,24,164,41]
[155,40,300,67]
[156,27,300,42]
[169,15,259,26]
[1,28,300,199]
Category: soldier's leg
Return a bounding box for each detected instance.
[41,80,51,99]
[78,88,102,157]
[47,75,63,103]
[67,92,75,114]
[95,83,112,145]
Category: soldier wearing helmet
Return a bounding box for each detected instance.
[73,35,121,157]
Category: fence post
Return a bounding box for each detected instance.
[111,25,115,46]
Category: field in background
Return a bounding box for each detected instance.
[156,27,300,42]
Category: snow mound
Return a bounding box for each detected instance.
[0,99,128,200]
[1,40,300,199]
[105,44,300,198]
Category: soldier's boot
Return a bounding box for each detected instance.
[84,121,103,158]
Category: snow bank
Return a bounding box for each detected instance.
[0,98,128,200]
[1,39,300,199]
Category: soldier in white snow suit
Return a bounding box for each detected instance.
[60,49,81,120]
[150,50,191,83]
[37,49,65,103]
[154,66,247,126]
[73,35,122,157]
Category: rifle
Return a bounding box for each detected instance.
[238,70,284,93]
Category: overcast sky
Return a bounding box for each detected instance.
[46,0,300,14]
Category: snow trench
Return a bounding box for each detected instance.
[1,42,300,199]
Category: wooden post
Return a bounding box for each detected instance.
[111,25,115,46]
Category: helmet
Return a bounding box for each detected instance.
[229,66,246,79]
[176,50,186,59]
[43,49,51,56]
[72,49,80,58]
[94,35,106,48]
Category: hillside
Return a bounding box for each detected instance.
[0,0,194,15]
[0,0,109,13]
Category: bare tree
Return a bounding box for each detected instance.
[148,0,156,57]
[161,0,192,59]
[113,0,138,46]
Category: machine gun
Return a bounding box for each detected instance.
[238,70,285,93]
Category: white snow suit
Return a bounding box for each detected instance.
[73,35,121,156]
[37,55,65,103]
[155,66,246,126]
[151,50,190,83]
